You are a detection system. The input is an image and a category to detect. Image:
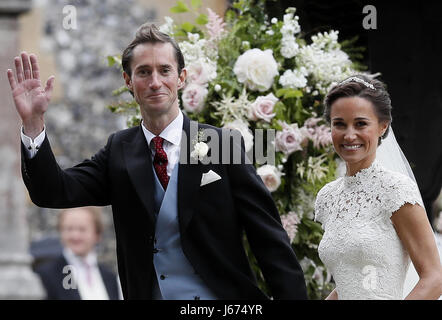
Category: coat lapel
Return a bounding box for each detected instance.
[123,126,156,227]
[178,115,203,234]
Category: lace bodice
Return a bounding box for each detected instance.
[315,161,423,299]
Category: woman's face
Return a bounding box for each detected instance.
[330,96,388,175]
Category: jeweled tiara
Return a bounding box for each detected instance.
[339,76,375,90]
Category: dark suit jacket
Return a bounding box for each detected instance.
[21,114,307,299]
[34,255,120,300]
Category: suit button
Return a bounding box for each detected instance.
[153,248,159,254]
[160,275,166,280]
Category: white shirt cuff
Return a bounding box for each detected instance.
[21,126,46,159]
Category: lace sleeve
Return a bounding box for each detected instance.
[383,172,424,217]
[314,182,333,227]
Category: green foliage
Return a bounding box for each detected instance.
[170,1,189,13]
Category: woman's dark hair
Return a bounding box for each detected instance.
[323,75,392,145]
[122,23,185,77]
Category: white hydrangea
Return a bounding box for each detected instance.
[279,11,301,58]
[281,38,299,59]
[295,30,356,94]
[278,67,308,89]
[281,12,301,36]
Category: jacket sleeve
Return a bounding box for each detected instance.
[226,132,308,300]
[21,134,113,208]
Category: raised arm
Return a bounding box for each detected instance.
[6,52,54,139]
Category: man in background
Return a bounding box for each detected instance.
[34,207,121,300]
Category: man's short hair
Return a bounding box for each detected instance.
[122,23,185,77]
[57,207,104,236]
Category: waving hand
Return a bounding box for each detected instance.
[6,52,54,139]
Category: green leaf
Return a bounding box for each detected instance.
[191,0,201,9]
[181,22,195,33]
[275,88,289,98]
[195,13,208,25]
[112,86,129,96]
[107,55,121,67]
[170,1,189,13]
[283,89,303,99]
[174,30,187,38]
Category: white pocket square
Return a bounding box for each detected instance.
[200,170,222,187]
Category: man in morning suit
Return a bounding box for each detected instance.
[6,23,307,300]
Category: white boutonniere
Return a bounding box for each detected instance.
[191,129,209,161]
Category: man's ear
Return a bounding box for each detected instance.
[178,68,187,90]
[123,71,133,92]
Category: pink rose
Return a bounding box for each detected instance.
[275,122,305,155]
[186,61,210,85]
[256,164,282,192]
[248,93,278,122]
[182,83,208,113]
[301,117,332,149]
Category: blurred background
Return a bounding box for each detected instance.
[0,0,441,298]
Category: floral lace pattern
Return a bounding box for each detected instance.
[315,161,423,299]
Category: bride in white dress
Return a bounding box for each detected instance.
[314,75,442,299]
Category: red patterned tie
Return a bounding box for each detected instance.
[152,136,169,190]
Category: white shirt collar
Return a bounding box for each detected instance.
[141,111,183,147]
[63,247,98,268]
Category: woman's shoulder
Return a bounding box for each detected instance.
[376,165,424,214]
[376,164,419,191]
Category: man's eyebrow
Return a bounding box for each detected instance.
[135,64,172,70]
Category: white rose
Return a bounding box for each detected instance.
[275,122,305,155]
[191,141,209,160]
[233,48,279,92]
[182,83,208,113]
[256,164,282,192]
[248,93,278,122]
[223,119,254,152]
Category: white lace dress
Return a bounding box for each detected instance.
[315,161,423,299]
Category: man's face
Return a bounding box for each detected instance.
[59,209,99,257]
[123,42,186,118]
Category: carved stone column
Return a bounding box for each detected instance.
[0,0,44,299]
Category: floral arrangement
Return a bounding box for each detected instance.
[107,0,367,299]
